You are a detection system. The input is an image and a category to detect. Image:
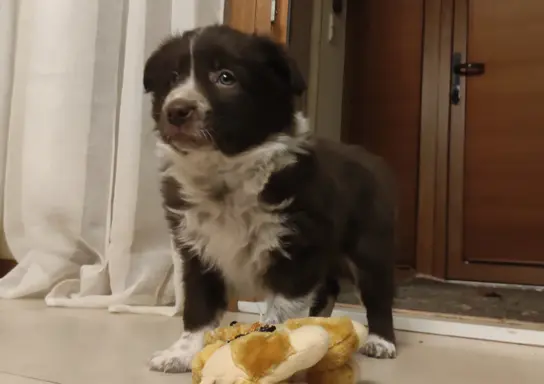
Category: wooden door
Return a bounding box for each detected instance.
[225,0,290,43]
[343,0,424,268]
[447,0,544,285]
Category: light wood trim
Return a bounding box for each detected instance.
[225,0,290,42]
[255,0,273,35]
[255,0,291,41]
[226,0,258,34]
[416,0,443,276]
[417,0,454,278]
[446,0,467,277]
[271,0,290,43]
[432,0,455,277]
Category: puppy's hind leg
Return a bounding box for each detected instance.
[309,278,340,317]
[263,292,317,324]
[351,232,397,359]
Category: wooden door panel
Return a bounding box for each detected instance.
[226,0,259,34]
[448,0,544,284]
[226,0,290,43]
[464,0,544,265]
[343,0,424,267]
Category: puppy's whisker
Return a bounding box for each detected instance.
[203,129,214,143]
[198,128,214,144]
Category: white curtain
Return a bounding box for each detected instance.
[0,0,224,313]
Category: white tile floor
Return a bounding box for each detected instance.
[1,300,543,384]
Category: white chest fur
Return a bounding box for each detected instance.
[158,138,302,294]
[182,188,288,293]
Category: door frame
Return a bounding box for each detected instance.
[416,0,453,279]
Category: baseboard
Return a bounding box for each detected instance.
[237,300,544,347]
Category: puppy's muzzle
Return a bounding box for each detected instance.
[166,99,197,128]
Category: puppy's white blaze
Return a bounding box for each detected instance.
[164,74,194,105]
[162,34,210,113]
[163,74,210,113]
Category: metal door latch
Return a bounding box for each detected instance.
[451,52,486,105]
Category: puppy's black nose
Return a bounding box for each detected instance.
[166,100,196,127]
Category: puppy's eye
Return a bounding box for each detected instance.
[216,70,236,86]
[170,71,180,85]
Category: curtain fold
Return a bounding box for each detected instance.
[0,0,224,313]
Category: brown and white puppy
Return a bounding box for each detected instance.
[144,25,397,373]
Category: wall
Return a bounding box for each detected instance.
[172,0,224,32]
[307,0,347,141]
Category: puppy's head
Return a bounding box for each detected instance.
[144,25,306,155]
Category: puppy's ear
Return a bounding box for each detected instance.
[284,55,307,96]
[143,38,175,93]
[259,37,307,96]
[143,52,161,93]
[143,30,196,93]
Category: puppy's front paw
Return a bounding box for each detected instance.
[263,314,281,324]
[149,331,204,373]
[149,347,193,373]
[361,334,397,359]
